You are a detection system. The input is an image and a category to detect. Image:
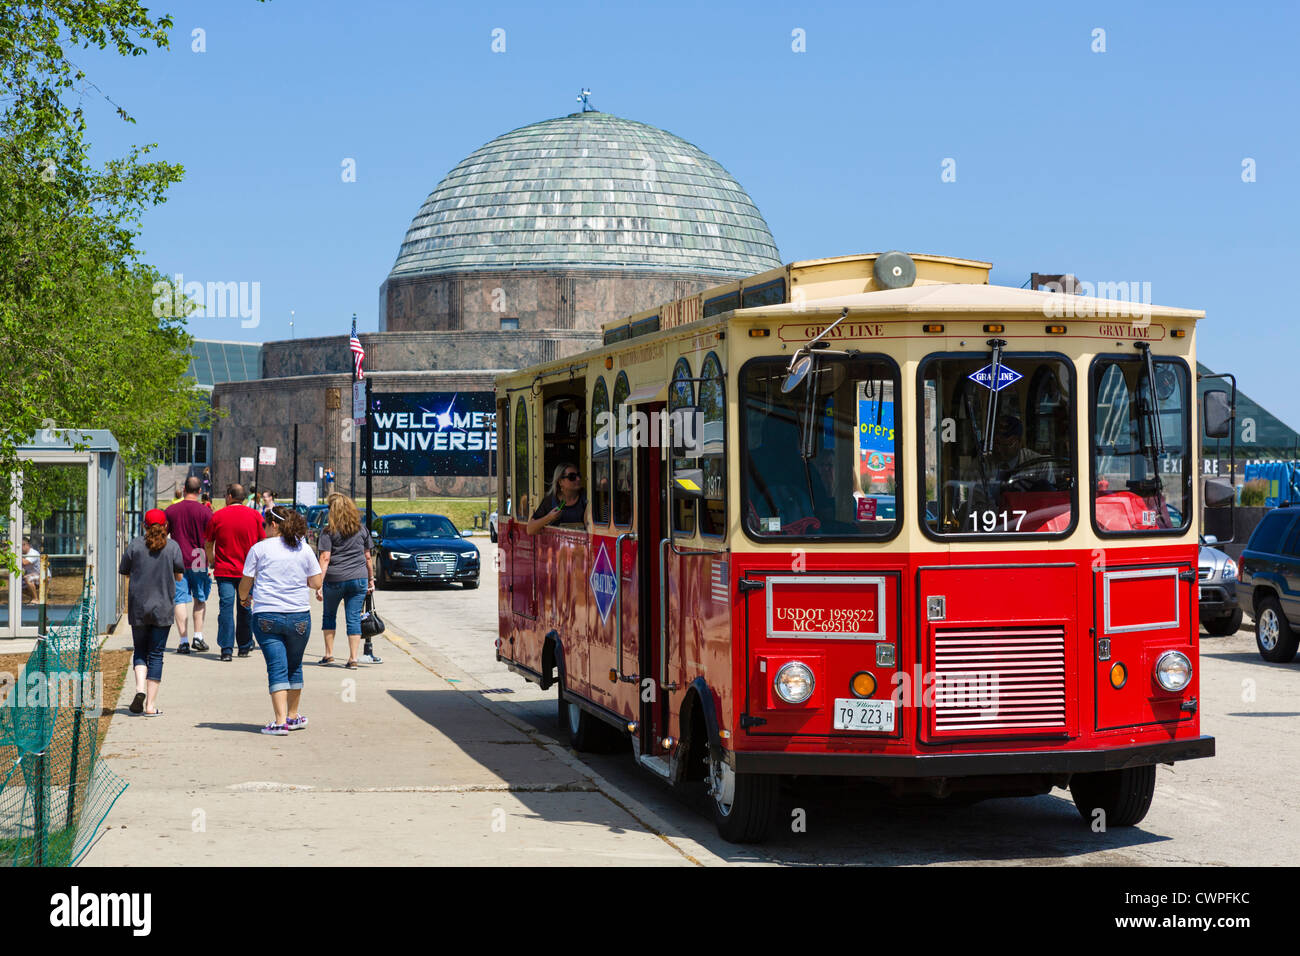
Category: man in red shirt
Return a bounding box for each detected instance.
[166,476,213,654]
[205,483,266,662]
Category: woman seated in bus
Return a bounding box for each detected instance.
[526,462,587,534]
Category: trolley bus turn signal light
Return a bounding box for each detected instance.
[1045,325,1067,334]
[923,324,944,334]
[609,668,618,683]
[1109,662,1127,689]
[983,323,1005,334]
[1172,329,1187,338]
[604,356,613,369]
[851,672,877,698]
[749,328,770,337]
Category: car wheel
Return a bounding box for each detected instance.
[463,579,479,590]
[376,561,389,590]
[1202,608,1242,636]
[1255,594,1299,662]
[706,753,777,843]
[1070,764,1156,828]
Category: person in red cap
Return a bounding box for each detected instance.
[118,508,184,715]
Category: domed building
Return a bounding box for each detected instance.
[212,108,780,499]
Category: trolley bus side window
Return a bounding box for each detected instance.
[612,371,633,527]
[1091,356,1191,535]
[739,356,900,540]
[513,397,529,518]
[919,353,1076,537]
[670,358,696,535]
[591,376,611,526]
[699,351,726,537]
[498,397,510,516]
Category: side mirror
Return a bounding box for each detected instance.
[669,404,704,456]
[1202,534,1219,546]
[1204,477,1234,508]
[671,468,706,501]
[1203,389,1232,439]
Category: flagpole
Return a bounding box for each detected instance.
[350,313,357,498]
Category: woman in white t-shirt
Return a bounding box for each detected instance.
[239,506,323,736]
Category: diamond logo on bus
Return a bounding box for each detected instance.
[968,365,1023,392]
[590,542,618,624]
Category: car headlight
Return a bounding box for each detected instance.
[462,551,479,563]
[1154,650,1192,692]
[773,661,815,704]
[1222,560,1237,580]
[388,551,411,560]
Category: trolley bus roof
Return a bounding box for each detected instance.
[734,282,1205,321]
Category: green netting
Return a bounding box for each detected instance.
[0,577,127,866]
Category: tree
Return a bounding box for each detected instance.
[0,3,216,571]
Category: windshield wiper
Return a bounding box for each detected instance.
[1133,342,1166,487]
[981,338,1007,456]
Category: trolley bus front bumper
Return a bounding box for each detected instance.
[729,735,1215,777]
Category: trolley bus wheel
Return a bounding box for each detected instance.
[707,755,777,843]
[1069,764,1156,828]
[560,686,607,752]
[1255,595,1299,662]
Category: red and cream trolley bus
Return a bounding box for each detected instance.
[494,251,1229,842]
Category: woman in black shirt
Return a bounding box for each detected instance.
[526,462,587,534]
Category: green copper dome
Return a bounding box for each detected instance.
[389,111,782,279]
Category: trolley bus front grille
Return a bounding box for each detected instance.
[931,626,1067,734]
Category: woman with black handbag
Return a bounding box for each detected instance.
[315,493,375,670]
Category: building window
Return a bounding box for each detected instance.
[500,317,519,330]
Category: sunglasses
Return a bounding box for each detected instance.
[562,473,580,481]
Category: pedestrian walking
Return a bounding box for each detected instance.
[315,494,374,669]
[119,509,184,717]
[260,489,277,517]
[201,466,212,498]
[204,483,265,662]
[239,506,323,736]
[166,476,212,654]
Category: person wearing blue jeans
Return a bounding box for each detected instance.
[320,578,367,668]
[215,576,254,656]
[239,507,323,736]
[250,611,312,726]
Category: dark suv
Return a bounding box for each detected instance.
[1238,505,1300,662]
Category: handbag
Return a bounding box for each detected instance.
[359,591,385,638]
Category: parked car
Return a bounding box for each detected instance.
[1237,505,1300,662]
[373,513,479,589]
[1198,536,1241,636]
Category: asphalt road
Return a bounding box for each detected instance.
[378,541,1298,866]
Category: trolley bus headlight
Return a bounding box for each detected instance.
[1154,651,1192,692]
[774,662,815,704]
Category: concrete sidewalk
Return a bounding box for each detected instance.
[82,601,701,866]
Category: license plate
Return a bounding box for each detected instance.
[833,698,895,732]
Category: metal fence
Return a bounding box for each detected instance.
[0,577,127,866]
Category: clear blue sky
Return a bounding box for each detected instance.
[76,0,1299,424]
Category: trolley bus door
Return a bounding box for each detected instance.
[507,519,536,619]
[636,403,669,757]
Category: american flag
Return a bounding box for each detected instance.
[349,317,365,379]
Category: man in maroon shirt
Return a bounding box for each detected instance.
[166,476,213,654]
[205,482,266,661]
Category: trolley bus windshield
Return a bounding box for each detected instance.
[741,356,898,539]
[921,354,1076,536]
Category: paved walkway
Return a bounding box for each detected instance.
[82,600,708,866]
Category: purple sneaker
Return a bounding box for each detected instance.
[261,722,289,736]
[286,714,309,731]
